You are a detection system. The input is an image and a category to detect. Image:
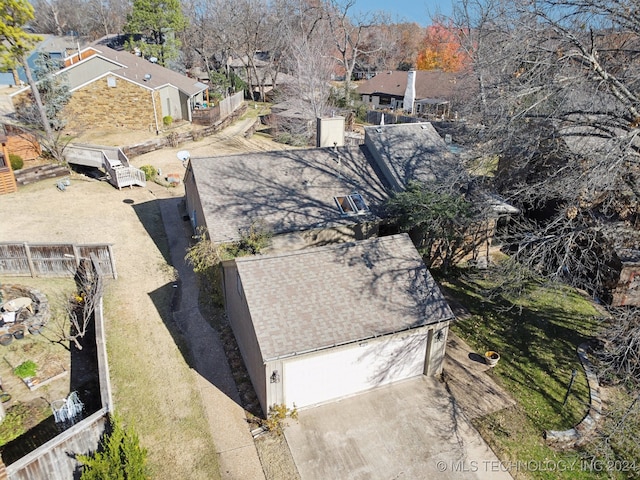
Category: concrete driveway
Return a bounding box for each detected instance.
[284,376,513,480]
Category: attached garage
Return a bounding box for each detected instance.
[283,331,432,408]
[222,234,454,414]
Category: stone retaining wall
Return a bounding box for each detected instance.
[14,164,70,186]
[544,343,602,449]
[123,103,247,158]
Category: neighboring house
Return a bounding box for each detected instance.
[227,52,295,100]
[0,35,87,87]
[221,233,455,412]
[10,43,208,132]
[184,143,388,252]
[356,69,474,117]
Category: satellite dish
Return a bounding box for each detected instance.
[177,150,190,163]
[149,57,158,63]
[143,73,152,81]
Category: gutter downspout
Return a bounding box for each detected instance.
[150,89,160,135]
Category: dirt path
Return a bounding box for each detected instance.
[0,114,289,478]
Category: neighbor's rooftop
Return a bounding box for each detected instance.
[188,146,388,244]
[233,233,455,361]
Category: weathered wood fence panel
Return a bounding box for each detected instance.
[192,104,221,126]
[6,410,108,480]
[220,91,244,118]
[0,243,116,279]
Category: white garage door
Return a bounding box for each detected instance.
[284,332,429,409]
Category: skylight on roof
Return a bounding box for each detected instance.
[334,193,369,216]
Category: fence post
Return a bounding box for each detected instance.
[24,242,36,277]
[107,245,117,279]
[73,244,81,270]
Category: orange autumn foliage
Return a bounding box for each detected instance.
[416,22,469,72]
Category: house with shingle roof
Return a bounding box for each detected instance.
[10,42,207,132]
[222,233,455,412]
[184,122,459,250]
[185,121,515,260]
[184,144,388,252]
[356,69,474,117]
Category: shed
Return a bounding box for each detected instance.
[222,234,455,412]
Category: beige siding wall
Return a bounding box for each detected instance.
[425,322,450,376]
[265,359,284,408]
[158,86,183,121]
[222,262,268,413]
[62,77,162,131]
[62,57,117,90]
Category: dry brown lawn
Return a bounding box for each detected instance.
[0,111,293,478]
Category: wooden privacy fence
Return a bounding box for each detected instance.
[0,242,117,279]
[192,91,245,126]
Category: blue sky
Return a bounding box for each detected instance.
[351,0,454,26]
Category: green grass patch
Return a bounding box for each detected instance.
[442,272,611,479]
[0,402,52,446]
[242,101,271,119]
[465,154,499,177]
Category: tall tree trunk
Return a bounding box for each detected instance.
[21,54,54,143]
[11,68,20,86]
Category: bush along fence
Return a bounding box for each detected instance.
[4,254,114,480]
[0,242,116,279]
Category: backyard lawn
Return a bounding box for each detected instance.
[440,269,631,480]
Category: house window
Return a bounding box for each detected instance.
[107,76,116,87]
[334,193,369,216]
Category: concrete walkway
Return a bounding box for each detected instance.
[159,196,265,480]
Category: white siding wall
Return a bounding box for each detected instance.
[426,323,449,376]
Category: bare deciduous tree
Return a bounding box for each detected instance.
[324,0,384,103]
[63,260,104,350]
[598,307,640,387]
[30,0,131,38]
[448,0,640,300]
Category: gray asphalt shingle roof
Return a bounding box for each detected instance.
[234,233,455,361]
[356,70,470,100]
[364,122,462,190]
[189,146,388,244]
[89,45,207,96]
